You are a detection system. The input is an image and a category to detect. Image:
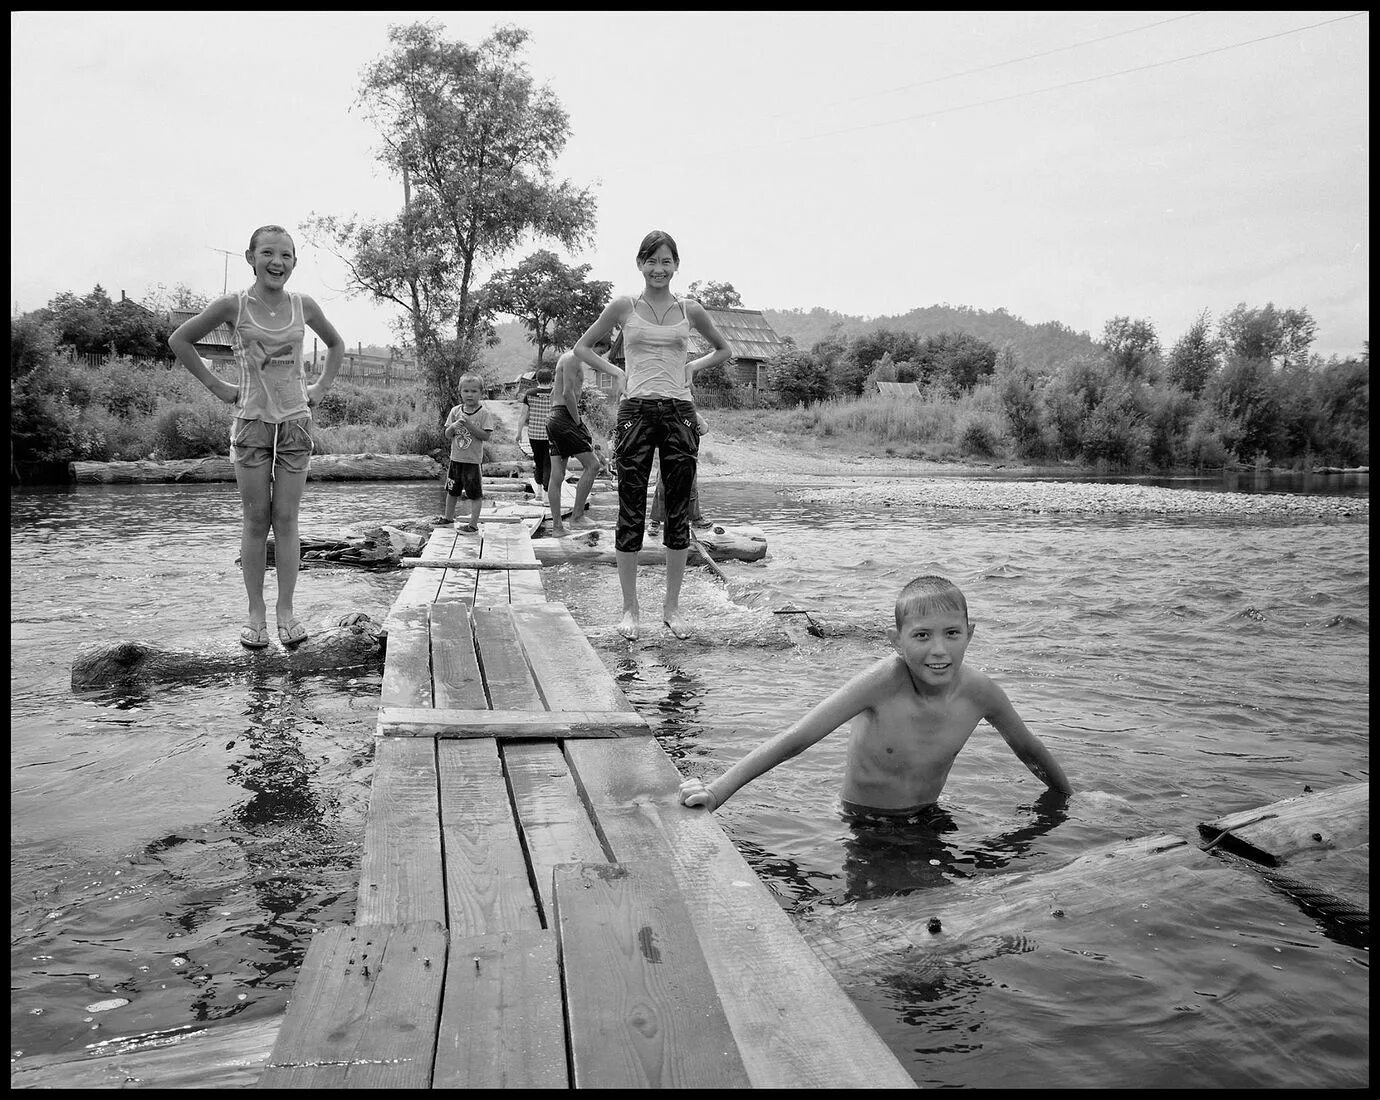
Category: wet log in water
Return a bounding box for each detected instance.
[530,523,768,566]
[1197,781,1368,864]
[71,453,443,484]
[71,614,387,692]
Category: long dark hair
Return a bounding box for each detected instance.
[636,229,679,264]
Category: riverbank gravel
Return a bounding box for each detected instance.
[781,478,1368,521]
[698,434,1368,522]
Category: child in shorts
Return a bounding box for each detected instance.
[443,374,496,532]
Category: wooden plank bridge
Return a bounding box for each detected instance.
[256,510,919,1089]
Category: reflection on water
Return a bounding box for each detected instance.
[10,478,1369,1087]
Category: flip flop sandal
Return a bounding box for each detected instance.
[240,622,270,650]
[277,618,309,648]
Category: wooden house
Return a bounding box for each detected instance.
[605,306,790,404]
[169,308,234,364]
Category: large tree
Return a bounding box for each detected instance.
[1217,303,1317,367]
[304,21,597,419]
[482,250,610,367]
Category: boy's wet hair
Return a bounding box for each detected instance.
[637,229,679,265]
[894,575,969,628]
[248,224,294,254]
[535,365,554,383]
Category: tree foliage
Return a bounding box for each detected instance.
[482,250,610,367]
[1166,309,1218,396]
[304,21,597,420]
[687,280,742,309]
[1218,303,1317,366]
[26,285,174,363]
[1100,316,1161,382]
[768,348,835,406]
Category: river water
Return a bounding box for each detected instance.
[9,476,1369,1088]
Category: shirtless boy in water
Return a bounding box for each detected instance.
[546,350,622,536]
[678,575,1073,817]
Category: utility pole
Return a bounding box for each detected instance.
[209,247,236,295]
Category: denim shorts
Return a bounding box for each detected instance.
[230,416,313,475]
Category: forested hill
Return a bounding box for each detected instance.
[762,304,1100,371]
[483,302,1102,381]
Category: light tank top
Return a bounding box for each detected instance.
[232,290,309,423]
[622,296,692,401]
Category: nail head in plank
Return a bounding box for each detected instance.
[259,921,447,1089]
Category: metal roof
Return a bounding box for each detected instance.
[609,305,788,364]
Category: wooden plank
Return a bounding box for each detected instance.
[802,834,1225,972]
[1198,781,1369,865]
[471,607,545,711]
[357,738,446,926]
[437,739,543,935]
[378,604,432,709]
[554,862,750,1088]
[565,737,918,1089]
[259,922,446,1088]
[503,741,607,924]
[379,707,650,738]
[10,1017,281,1089]
[429,601,487,710]
[433,931,567,1089]
[510,603,635,713]
[474,524,520,606]
[403,557,545,570]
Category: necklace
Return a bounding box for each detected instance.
[640,294,680,326]
[250,293,288,319]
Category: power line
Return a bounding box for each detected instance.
[771,11,1208,119]
[742,11,1366,152]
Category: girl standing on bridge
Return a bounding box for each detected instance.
[169,224,344,650]
[574,229,730,640]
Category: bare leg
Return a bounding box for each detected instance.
[234,461,273,631]
[268,466,309,631]
[548,456,569,535]
[662,546,690,638]
[569,454,597,526]
[616,549,639,639]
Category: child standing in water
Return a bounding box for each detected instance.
[442,373,497,532]
[574,229,730,640]
[168,224,343,650]
[679,575,1073,815]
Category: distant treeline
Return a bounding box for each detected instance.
[700,303,1367,469]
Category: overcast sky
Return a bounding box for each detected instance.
[10,10,1369,359]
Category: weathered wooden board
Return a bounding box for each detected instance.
[403,557,545,570]
[437,739,542,935]
[429,601,487,711]
[258,922,447,1088]
[9,1017,281,1089]
[356,739,445,926]
[379,707,650,738]
[433,930,567,1089]
[470,607,545,711]
[554,862,750,1089]
[800,833,1227,973]
[503,741,607,925]
[510,603,635,714]
[565,736,918,1089]
[378,604,432,709]
[1198,781,1369,866]
[473,525,521,606]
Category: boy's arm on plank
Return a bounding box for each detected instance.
[684,659,892,810]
